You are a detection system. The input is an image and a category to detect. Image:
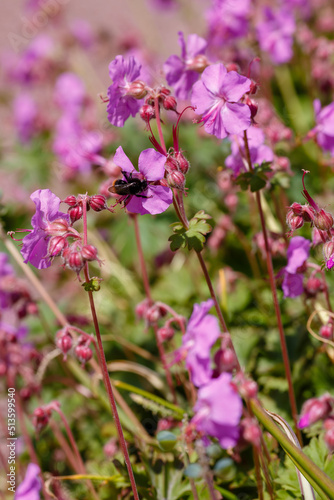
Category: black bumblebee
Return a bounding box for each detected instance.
[109,170,149,206]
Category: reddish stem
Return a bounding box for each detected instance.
[82,201,140,500]
[243,131,302,443]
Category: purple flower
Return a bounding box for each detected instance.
[225,126,274,176]
[256,7,296,65]
[54,73,86,113]
[13,94,38,144]
[113,147,172,215]
[192,372,242,448]
[280,236,311,298]
[191,63,251,139]
[107,56,143,127]
[70,19,94,49]
[15,463,41,500]
[298,393,333,429]
[0,253,15,310]
[309,99,334,156]
[206,0,251,46]
[179,299,220,387]
[53,115,102,176]
[21,189,70,269]
[164,32,208,100]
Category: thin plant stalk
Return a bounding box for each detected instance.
[82,200,140,500]
[132,214,177,404]
[243,131,301,442]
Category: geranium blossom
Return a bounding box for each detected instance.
[21,189,70,269]
[177,299,220,387]
[15,463,41,500]
[206,0,251,46]
[192,372,242,448]
[191,63,251,139]
[107,56,143,127]
[280,236,311,298]
[164,32,208,100]
[309,99,334,156]
[112,146,172,215]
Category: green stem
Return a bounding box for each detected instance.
[251,399,334,499]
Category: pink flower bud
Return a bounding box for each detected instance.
[33,406,51,431]
[325,427,334,452]
[220,348,237,371]
[167,171,185,190]
[320,323,333,339]
[239,379,258,399]
[314,209,334,231]
[305,276,323,297]
[242,418,261,447]
[286,211,304,233]
[298,394,333,429]
[127,80,147,99]
[63,195,78,207]
[56,330,73,355]
[186,54,209,73]
[163,95,177,111]
[139,104,155,122]
[146,304,167,323]
[74,344,93,364]
[89,194,107,212]
[45,218,70,237]
[165,156,179,172]
[158,326,174,342]
[48,235,68,257]
[81,244,98,261]
[324,417,334,430]
[175,152,190,174]
[244,96,258,119]
[68,204,83,223]
[159,86,171,98]
[135,298,151,319]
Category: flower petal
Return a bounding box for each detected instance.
[222,102,251,135]
[138,149,167,181]
[113,146,136,173]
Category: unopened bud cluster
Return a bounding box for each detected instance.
[298,393,334,451]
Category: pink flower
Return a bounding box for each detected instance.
[310,99,334,156]
[164,32,208,100]
[280,236,311,298]
[192,372,242,448]
[112,147,172,215]
[15,463,41,500]
[191,63,251,139]
[21,189,70,269]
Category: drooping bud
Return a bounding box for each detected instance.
[81,244,98,261]
[324,427,334,452]
[220,348,237,372]
[163,95,177,112]
[239,379,258,399]
[89,194,107,212]
[241,418,261,447]
[146,303,167,324]
[286,210,304,234]
[304,276,323,297]
[135,298,151,319]
[298,394,334,429]
[157,325,175,342]
[127,80,148,99]
[314,208,334,232]
[320,323,333,339]
[167,171,185,190]
[68,204,83,223]
[45,218,70,237]
[186,54,209,73]
[63,195,78,207]
[33,406,52,432]
[175,152,190,174]
[62,246,85,273]
[48,235,68,257]
[139,104,155,122]
[56,329,73,358]
[74,343,93,364]
[244,96,258,119]
[323,239,334,270]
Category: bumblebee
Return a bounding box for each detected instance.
[109,170,149,206]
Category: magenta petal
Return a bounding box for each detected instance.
[113,146,135,173]
[164,55,185,85]
[191,80,216,115]
[221,71,251,102]
[282,272,304,298]
[186,33,208,57]
[222,102,251,135]
[141,185,173,214]
[201,63,227,95]
[138,149,167,181]
[21,230,51,269]
[204,107,228,139]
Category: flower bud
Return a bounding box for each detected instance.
[127,80,147,99]
[298,394,333,429]
[48,235,68,257]
[305,276,323,297]
[220,348,237,371]
[146,304,167,323]
[33,406,51,431]
[186,54,209,73]
[165,156,179,172]
[314,209,334,231]
[325,427,334,452]
[175,152,190,174]
[163,95,177,111]
[56,330,73,356]
[159,86,171,98]
[320,323,333,339]
[241,418,261,447]
[68,204,83,223]
[89,194,107,212]
[135,298,151,319]
[167,171,185,190]
[158,326,175,342]
[244,96,258,119]
[74,344,93,364]
[139,104,155,122]
[239,379,258,399]
[63,195,78,207]
[45,218,70,237]
[81,244,98,261]
[286,211,304,233]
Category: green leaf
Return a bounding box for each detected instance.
[169,212,212,252]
